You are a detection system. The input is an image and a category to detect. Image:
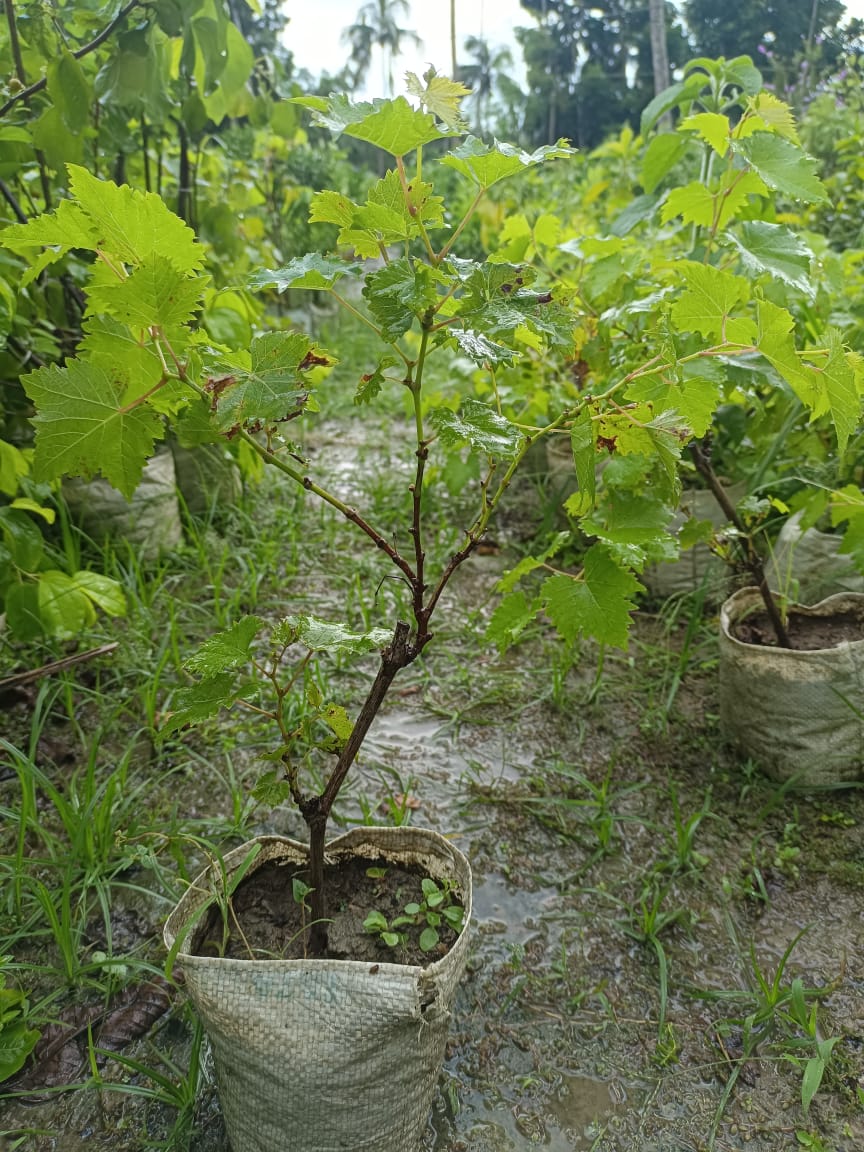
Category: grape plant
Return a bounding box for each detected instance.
[4,64,859,950]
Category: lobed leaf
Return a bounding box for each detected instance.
[430,398,522,457]
[184,616,265,678]
[725,221,814,298]
[281,616,392,655]
[208,332,328,431]
[542,544,643,649]
[23,360,162,498]
[161,673,247,734]
[670,261,755,343]
[67,165,205,271]
[734,134,827,204]
[249,254,364,292]
[441,137,575,190]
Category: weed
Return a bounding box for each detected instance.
[695,926,839,1148]
[364,877,465,952]
[618,880,687,1047]
[88,1008,206,1152]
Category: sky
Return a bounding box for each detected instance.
[283,0,864,99]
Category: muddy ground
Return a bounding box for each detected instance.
[2,421,863,1152]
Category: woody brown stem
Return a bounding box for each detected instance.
[689,441,791,648]
[302,623,415,956]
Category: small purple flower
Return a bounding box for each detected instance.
[757,43,767,55]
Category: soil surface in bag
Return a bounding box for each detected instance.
[192,855,463,965]
[731,608,864,650]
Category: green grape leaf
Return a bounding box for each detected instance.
[430,398,522,457]
[184,616,265,678]
[208,332,328,431]
[451,328,519,366]
[405,68,470,127]
[363,258,438,340]
[161,673,248,734]
[355,355,398,406]
[441,137,575,190]
[87,255,204,329]
[339,95,456,155]
[725,221,814,298]
[679,112,730,156]
[749,92,800,143]
[670,261,755,343]
[496,554,544,595]
[251,770,293,808]
[542,544,642,649]
[597,408,685,487]
[69,571,127,617]
[283,616,392,654]
[308,188,357,228]
[486,589,537,653]
[583,492,672,546]
[626,361,723,438]
[567,411,597,516]
[660,172,767,229]
[756,299,820,409]
[249,254,364,292]
[22,360,163,498]
[67,165,205,271]
[354,170,417,240]
[641,133,689,194]
[322,704,353,743]
[1,199,95,286]
[812,330,860,457]
[734,134,828,204]
[78,316,168,406]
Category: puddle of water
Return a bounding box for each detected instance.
[546,1073,629,1140]
[472,872,557,948]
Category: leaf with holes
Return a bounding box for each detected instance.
[209,333,329,431]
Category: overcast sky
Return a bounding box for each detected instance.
[283,0,864,99]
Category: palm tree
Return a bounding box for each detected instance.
[343,0,421,96]
[460,36,514,136]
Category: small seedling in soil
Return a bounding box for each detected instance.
[364,878,465,953]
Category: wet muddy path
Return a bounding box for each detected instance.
[3,419,864,1152]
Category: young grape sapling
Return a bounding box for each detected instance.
[5,68,853,955]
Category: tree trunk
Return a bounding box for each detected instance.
[648,0,671,128]
[450,0,457,79]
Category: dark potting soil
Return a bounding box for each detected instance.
[192,856,462,966]
[732,609,864,650]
